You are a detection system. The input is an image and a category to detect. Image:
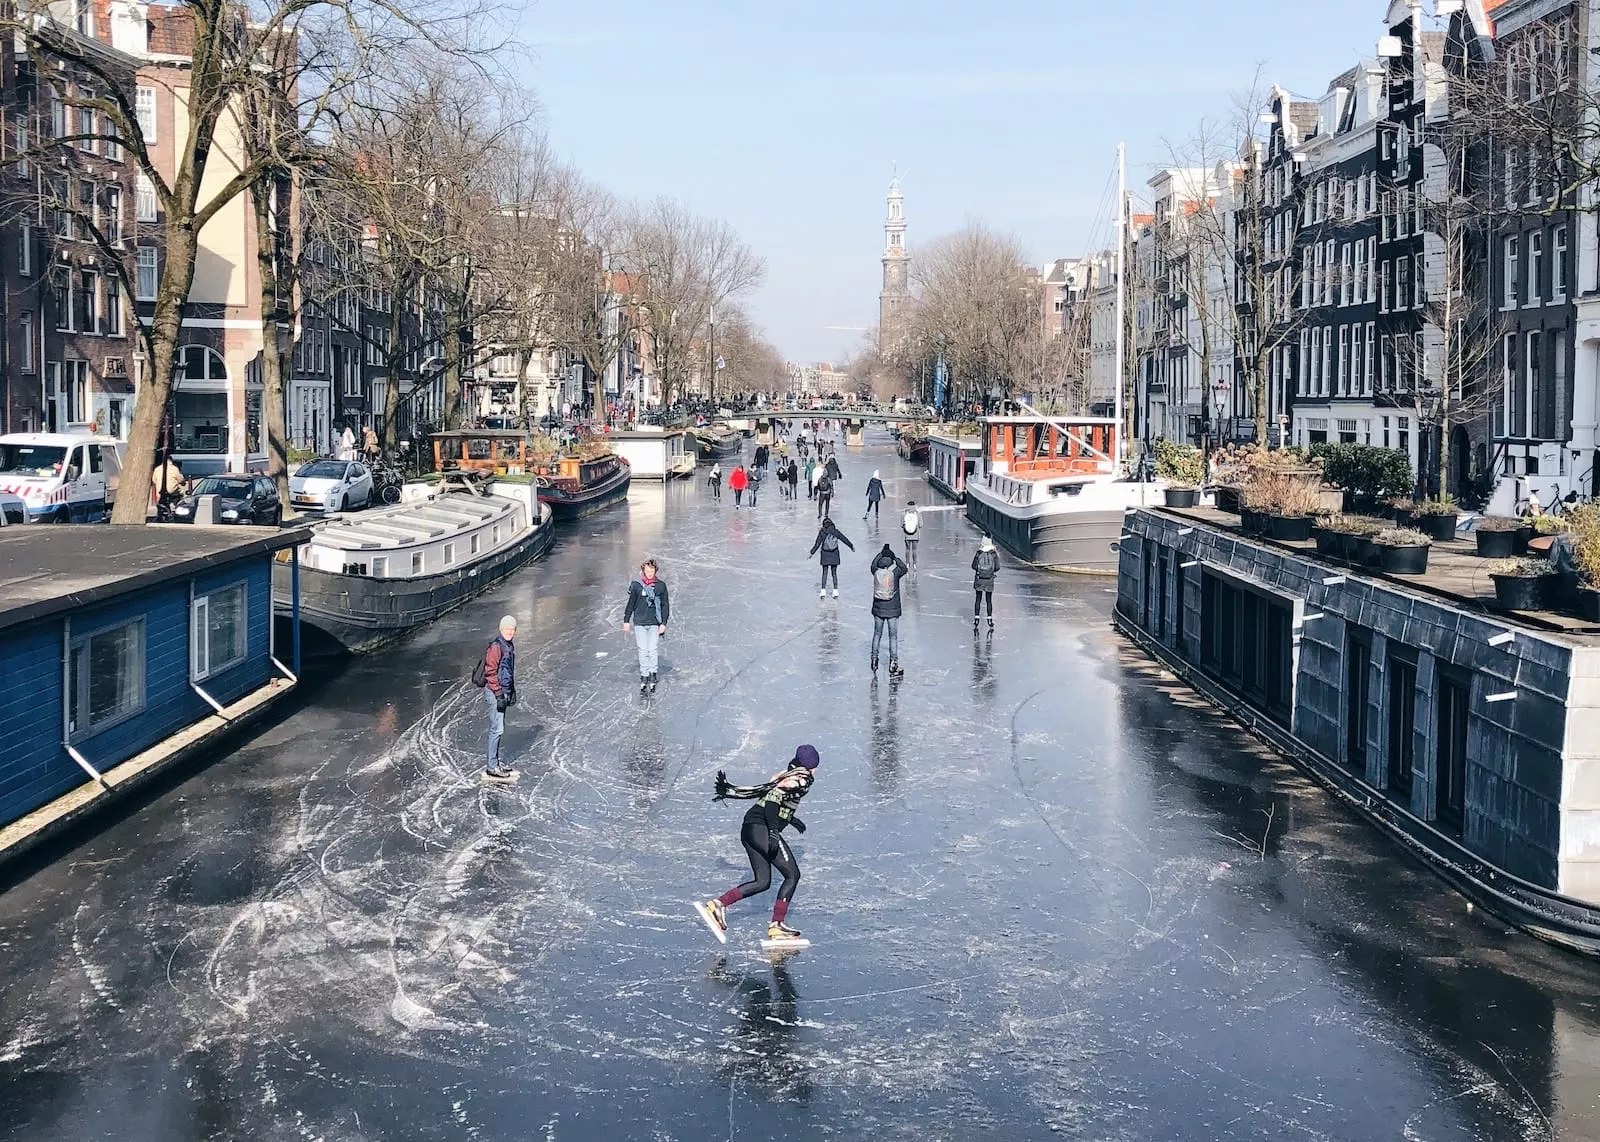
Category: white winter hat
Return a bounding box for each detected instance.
[980,536,994,551]
[874,469,880,478]
[499,615,518,633]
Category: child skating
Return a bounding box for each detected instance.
[694,745,820,948]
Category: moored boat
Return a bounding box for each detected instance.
[271,475,554,655]
[896,427,930,464]
[694,423,743,459]
[536,451,632,519]
[927,429,982,502]
[611,428,696,480]
[963,412,1162,573]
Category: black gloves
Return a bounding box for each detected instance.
[713,770,733,801]
[791,817,807,834]
[495,693,509,713]
[507,686,518,706]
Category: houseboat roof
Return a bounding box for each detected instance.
[430,428,531,440]
[927,431,983,447]
[0,525,313,633]
[610,428,694,439]
[306,494,520,552]
[978,414,1119,426]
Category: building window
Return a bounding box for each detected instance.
[1554,225,1568,301]
[470,533,481,555]
[104,186,121,244]
[1337,325,1348,395]
[18,220,31,276]
[1503,235,1518,308]
[1528,231,1543,305]
[106,277,123,336]
[135,246,157,300]
[1397,258,1411,310]
[135,173,158,223]
[77,270,98,334]
[77,101,96,153]
[192,582,248,681]
[67,618,145,740]
[372,556,388,578]
[52,268,72,331]
[1526,330,1542,440]
[135,87,157,142]
[1345,631,1371,774]
[65,360,88,423]
[14,121,28,178]
[18,312,33,373]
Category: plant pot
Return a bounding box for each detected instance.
[1417,512,1459,542]
[1514,526,1532,556]
[1163,487,1199,508]
[1239,508,1264,535]
[1378,543,1430,575]
[1476,529,1520,559]
[1577,586,1600,623]
[1352,535,1380,567]
[1265,513,1313,541]
[1215,486,1240,514]
[1312,527,1340,557]
[1392,509,1415,529]
[1492,573,1547,611]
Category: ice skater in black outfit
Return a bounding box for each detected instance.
[810,516,854,598]
[694,745,821,944]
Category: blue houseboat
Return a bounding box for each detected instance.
[0,525,309,860]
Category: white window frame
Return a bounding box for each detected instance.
[372,556,387,578]
[67,617,145,741]
[18,219,31,276]
[18,311,33,373]
[135,86,157,143]
[135,246,157,300]
[411,551,423,575]
[1554,225,1569,302]
[443,542,456,567]
[191,581,248,682]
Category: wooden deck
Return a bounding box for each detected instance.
[1155,506,1600,645]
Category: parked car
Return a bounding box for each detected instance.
[0,432,123,522]
[0,490,24,525]
[173,474,282,526]
[288,458,372,513]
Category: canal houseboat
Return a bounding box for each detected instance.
[271,476,554,655]
[536,451,631,519]
[926,430,981,502]
[0,525,307,861]
[896,426,930,465]
[611,428,697,480]
[694,423,743,460]
[963,412,1162,573]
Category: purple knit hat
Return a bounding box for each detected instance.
[793,744,820,770]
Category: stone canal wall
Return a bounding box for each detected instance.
[1114,507,1600,951]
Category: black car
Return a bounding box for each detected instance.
[174,474,282,526]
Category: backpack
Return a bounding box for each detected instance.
[470,644,490,687]
[873,564,897,601]
[902,510,920,536]
[822,530,839,553]
[817,474,833,496]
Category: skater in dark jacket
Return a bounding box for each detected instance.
[809,516,855,598]
[863,470,885,521]
[694,745,821,945]
[815,470,834,519]
[825,455,842,482]
[868,545,909,676]
[622,560,670,693]
[971,535,1001,627]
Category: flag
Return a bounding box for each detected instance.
[934,351,947,413]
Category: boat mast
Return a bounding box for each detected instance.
[1113,142,1126,472]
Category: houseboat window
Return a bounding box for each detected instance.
[471,534,481,556]
[443,543,456,567]
[1436,668,1470,835]
[412,552,424,575]
[1345,631,1371,774]
[371,557,387,578]
[1199,570,1293,725]
[192,582,247,681]
[1387,653,1417,800]
[68,618,144,739]
[1047,482,1084,497]
[492,525,501,544]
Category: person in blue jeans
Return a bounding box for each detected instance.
[482,614,518,780]
[868,545,909,676]
[623,559,671,694]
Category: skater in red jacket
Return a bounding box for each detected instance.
[729,464,749,508]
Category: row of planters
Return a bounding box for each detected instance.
[1478,508,1600,618]
[1309,515,1433,575]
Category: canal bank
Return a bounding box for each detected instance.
[3,437,1600,1140]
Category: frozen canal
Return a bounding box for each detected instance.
[5,436,1600,1141]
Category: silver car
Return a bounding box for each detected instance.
[288,459,373,513]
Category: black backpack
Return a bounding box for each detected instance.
[470,643,491,687]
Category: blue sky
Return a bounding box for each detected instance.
[518,0,1397,365]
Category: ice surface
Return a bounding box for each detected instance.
[0,436,1596,1141]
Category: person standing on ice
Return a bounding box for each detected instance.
[814,467,834,520]
[708,461,722,501]
[900,500,922,570]
[868,544,909,677]
[972,535,1001,628]
[809,516,854,598]
[622,559,670,694]
[477,615,518,781]
[694,745,821,945]
[863,470,885,522]
[729,463,749,508]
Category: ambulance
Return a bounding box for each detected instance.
[0,433,124,523]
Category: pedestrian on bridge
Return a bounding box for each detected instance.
[810,517,854,598]
[864,470,885,522]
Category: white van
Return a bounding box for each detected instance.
[0,433,124,523]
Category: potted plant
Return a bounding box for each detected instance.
[1374,527,1431,575]
[1474,516,1531,558]
[1317,514,1380,562]
[1411,496,1460,541]
[1566,505,1600,621]
[1238,486,1270,535]
[1339,517,1387,567]
[1389,498,1416,529]
[1311,515,1341,557]
[1488,558,1555,611]
[1154,439,1204,508]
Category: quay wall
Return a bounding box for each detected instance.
[1114,508,1600,930]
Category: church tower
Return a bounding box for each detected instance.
[878,176,909,358]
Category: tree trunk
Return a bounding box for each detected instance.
[112,225,198,525]
[383,279,407,450]
[252,181,292,514]
[442,320,463,430]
